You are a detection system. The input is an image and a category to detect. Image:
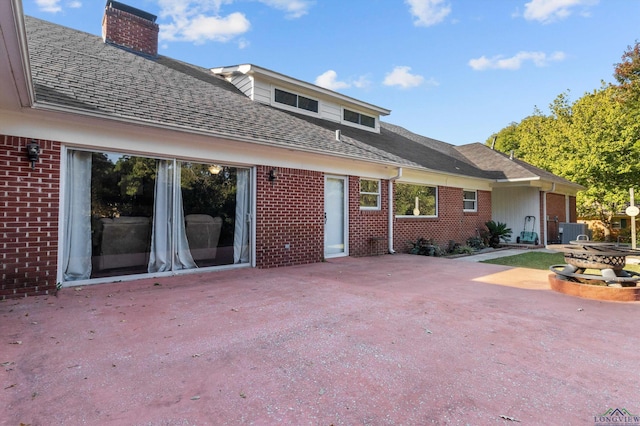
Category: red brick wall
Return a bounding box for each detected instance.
[103,5,159,57]
[393,187,491,252]
[545,192,567,243]
[348,176,389,256]
[1,135,60,299]
[255,166,324,268]
[569,196,577,222]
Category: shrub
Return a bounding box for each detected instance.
[466,235,485,250]
[482,220,512,248]
[409,237,445,257]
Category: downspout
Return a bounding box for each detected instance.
[388,167,403,253]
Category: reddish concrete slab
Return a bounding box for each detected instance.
[1,254,639,425]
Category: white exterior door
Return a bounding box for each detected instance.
[324,175,348,258]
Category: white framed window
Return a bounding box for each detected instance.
[463,190,477,212]
[343,108,376,129]
[395,183,437,217]
[360,178,380,210]
[274,88,319,113]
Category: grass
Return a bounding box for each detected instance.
[481,251,640,273]
[481,252,565,270]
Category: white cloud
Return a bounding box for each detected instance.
[315,70,350,91]
[522,0,598,24]
[175,13,250,43]
[35,0,62,13]
[383,66,425,89]
[314,71,371,91]
[157,0,311,44]
[258,0,314,19]
[406,0,451,27]
[158,0,251,43]
[352,75,372,89]
[36,0,83,12]
[468,51,566,70]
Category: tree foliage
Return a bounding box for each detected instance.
[614,40,640,101]
[487,42,640,239]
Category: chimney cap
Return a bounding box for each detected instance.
[106,0,157,22]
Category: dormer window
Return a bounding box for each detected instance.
[211,65,390,134]
[274,88,318,113]
[343,109,376,129]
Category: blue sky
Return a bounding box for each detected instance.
[23,0,640,145]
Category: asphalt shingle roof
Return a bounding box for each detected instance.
[25,16,419,168]
[455,143,581,186]
[23,15,582,188]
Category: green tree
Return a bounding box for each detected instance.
[486,122,519,154]
[614,41,640,101]
[558,86,640,238]
[490,83,640,240]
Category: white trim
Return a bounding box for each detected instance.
[388,168,403,253]
[495,177,541,183]
[56,146,69,286]
[341,106,379,133]
[251,166,257,267]
[57,145,256,286]
[21,103,408,172]
[0,0,36,107]
[324,175,349,259]
[542,190,548,245]
[359,178,381,210]
[394,183,438,218]
[271,85,321,117]
[463,189,478,212]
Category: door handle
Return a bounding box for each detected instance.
[324,212,327,224]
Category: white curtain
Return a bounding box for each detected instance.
[148,160,196,272]
[174,164,196,270]
[234,168,251,264]
[63,150,92,281]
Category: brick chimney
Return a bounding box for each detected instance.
[102,1,159,57]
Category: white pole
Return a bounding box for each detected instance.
[631,188,637,249]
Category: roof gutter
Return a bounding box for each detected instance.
[388,167,402,254]
[1,0,36,106]
[494,177,540,183]
[30,101,410,165]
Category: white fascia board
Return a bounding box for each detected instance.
[211,63,391,117]
[6,103,408,170]
[3,104,496,190]
[400,167,494,191]
[494,177,541,183]
[0,0,35,108]
[491,177,583,195]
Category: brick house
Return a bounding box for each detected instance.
[0,0,582,298]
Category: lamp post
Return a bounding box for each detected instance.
[626,188,639,249]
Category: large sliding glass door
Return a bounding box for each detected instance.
[61,149,252,284]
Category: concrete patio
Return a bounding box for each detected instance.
[2,254,639,425]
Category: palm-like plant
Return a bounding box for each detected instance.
[483,220,512,248]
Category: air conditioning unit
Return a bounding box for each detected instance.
[559,223,590,244]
